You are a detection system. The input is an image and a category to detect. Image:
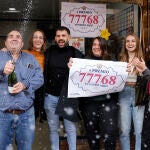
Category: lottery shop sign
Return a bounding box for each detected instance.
[61,2,106,37]
[68,58,128,98]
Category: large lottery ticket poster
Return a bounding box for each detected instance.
[68,58,128,98]
[61,2,106,37]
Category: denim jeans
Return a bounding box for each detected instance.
[0,107,35,150]
[44,93,76,150]
[119,86,145,150]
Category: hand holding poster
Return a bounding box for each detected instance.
[68,58,128,98]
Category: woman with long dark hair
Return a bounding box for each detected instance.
[68,37,119,150]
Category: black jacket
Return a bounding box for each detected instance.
[55,80,82,122]
[44,45,83,96]
[49,45,84,122]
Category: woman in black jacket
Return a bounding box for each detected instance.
[132,57,150,150]
[68,37,119,150]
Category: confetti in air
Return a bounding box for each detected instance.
[64,107,74,115]
[106,94,111,99]
[96,134,100,139]
[89,121,93,125]
[60,124,64,129]
[92,140,96,144]
[30,124,35,130]
[105,106,110,112]
[143,144,147,148]
[6,144,13,150]
[20,0,33,37]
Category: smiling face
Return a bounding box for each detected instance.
[125,35,137,53]
[92,38,102,57]
[55,30,70,48]
[120,33,143,63]
[32,31,45,51]
[5,30,24,54]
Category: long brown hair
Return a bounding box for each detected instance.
[88,37,111,60]
[28,29,46,53]
[119,33,144,62]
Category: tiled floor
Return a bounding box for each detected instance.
[13,119,135,150]
[33,120,135,150]
[33,120,86,150]
[33,120,50,150]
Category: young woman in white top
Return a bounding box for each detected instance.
[118,32,145,150]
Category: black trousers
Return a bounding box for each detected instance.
[80,100,118,150]
[141,102,150,150]
[34,85,46,121]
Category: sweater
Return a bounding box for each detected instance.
[45,45,83,96]
[23,49,44,72]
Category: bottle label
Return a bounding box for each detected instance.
[8,86,13,93]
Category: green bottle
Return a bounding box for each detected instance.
[8,69,17,94]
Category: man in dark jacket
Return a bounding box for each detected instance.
[44,26,83,150]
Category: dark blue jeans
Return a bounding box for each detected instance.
[0,107,35,150]
[44,93,76,150]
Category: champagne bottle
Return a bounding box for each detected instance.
[8,67,17,94]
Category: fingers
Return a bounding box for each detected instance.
[132,58,139,66]
[3,60,15,75]
[11,82,26,94]
[132,57,144,67]
[132,57,147,73]
[126,63,134,73]
[139,57,144,62]
[68,57,73,69]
